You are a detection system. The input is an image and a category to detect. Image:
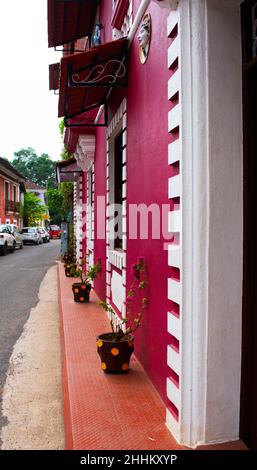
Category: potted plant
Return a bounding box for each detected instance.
[97,258,147,373]
[65,262,77,278]
[63,254,74,264]
[71,257,101,303]
[63,234,75,264]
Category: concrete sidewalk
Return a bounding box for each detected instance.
[1,265,64,450]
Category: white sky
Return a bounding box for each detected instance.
[0,0,63,162]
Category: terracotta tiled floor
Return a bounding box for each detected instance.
[57,262,184,450]
[57,262,247,451]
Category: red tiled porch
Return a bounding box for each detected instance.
[57,262,247,451]
[57,261,184,450]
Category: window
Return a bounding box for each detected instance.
[13,186,17,202]
[88,170,94,243]
[5,182,9,201]
[114,132,123,249]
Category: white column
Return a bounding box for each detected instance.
[178,0,243,447]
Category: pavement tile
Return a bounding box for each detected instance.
[58,262,247,451]
[57,262,183,450]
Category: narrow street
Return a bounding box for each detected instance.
[0,240,61,439]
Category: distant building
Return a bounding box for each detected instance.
[24,180,49,227]
[0,157,26,227]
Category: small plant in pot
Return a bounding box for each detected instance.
[65,262,77,278]
[63,234,76,264]
[71,257,101,303]
[97,258,147,373]
[63,253,73,264]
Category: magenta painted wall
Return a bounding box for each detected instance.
[93,126,107,301]
[85,1,173,405]
[126,1,172,403]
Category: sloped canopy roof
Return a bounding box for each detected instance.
[48,0,99,48]
[58,38,128,119]
[49,63,60,90]
[0,157,26,183]
[56,157,82,183]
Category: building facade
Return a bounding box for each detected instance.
[24,180,49,228]
[49,0,257,449]
[0,157,25,227]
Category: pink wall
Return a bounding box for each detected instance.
[93,126,107,301]
[89,1,172,405]
[125,1,172,403]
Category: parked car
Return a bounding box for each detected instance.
[21,227,43,245]
[49,225,61,239]
[38,227,50,243]
[0,224,16,255]
[5,224,23,249]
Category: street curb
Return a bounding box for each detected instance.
[57,261,74,450]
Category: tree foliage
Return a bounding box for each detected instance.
[47,188,66,225]
[23,192,47,226]
[12,147,57,189]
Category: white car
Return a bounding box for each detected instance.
[5,224,23,249]
[21,227,43,245]
[38,227,50,243]
[0,224,16,255]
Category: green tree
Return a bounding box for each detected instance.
[47,188,66,225]
[23,192,47,226]
[12,147,57,188]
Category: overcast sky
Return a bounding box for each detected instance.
[0,0,63,162]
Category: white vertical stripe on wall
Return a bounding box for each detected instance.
[166,6,182,442]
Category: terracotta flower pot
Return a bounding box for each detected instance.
[72,282,91,302]
[97,333,134,373]
[65,263,77,277]
[63,254,74,263]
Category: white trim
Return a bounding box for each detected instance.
[75,135,95,172]
[168,278,181,305]
[168,71,180,100]
[168,140,181,165]
[168,210,182,233]
[168,245,181,269]
[168,312,181,340]
[168,105,181,133]
[166,5,182,444]
[167,377,181,410]
[178,0,243,448]
[108,249,124,270]
[168,36,181,69]
[106,99,127,311]
[166,409,180,438]
[111,270,125,312]
[167,345,181,376]
[168,174,181,199]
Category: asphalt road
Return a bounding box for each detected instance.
[0,239,61,434]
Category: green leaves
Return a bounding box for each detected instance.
[23,192,47,226]
[47,188,67,225]
[12,147,57,189]
[100,259,148,337]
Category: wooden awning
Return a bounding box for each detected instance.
[49,63,60,90]
[48,0,99,48]
[58,38,128,120]
[56,157,82,183]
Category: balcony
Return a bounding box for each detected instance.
[5,200,20,213]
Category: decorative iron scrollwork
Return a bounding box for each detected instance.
[72,59,126,85]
